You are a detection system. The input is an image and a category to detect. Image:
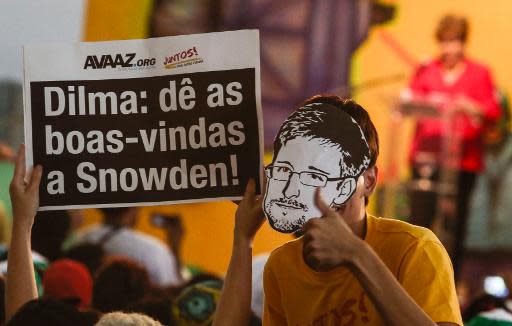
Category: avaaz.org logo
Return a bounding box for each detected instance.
[83,53,156,70]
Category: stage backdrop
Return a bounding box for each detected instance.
[81,0,512,275]
[352,0,512,185]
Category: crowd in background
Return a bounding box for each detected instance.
[1,148,247,325]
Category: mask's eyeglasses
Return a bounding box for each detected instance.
[265,165,344,187]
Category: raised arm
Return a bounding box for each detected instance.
[213,179,265,326]
[5,145,42,321]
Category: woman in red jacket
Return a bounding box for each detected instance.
[405,14,501,277]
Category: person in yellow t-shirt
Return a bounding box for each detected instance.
[264,214,460,325]
[213,95,462,326]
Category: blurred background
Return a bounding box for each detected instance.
[2,0,512,316]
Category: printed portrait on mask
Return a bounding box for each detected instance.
[263,102,371,233]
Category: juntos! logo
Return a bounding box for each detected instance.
[164,47,203,69]
[83,53,156,70]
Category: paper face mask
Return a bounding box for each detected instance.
[263,103,371,233]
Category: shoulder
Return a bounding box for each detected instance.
[367,215,451,274]
[369,215,441,244]
[265,238,303,271]
[377,218,462,323]
[268,238,302,258]
[409,59,441,89]
[465,58,493,77]
[413,59,439,76]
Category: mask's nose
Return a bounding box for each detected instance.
[283,173,300,199]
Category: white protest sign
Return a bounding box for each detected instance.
[23,30,263,210]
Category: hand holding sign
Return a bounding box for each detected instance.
[234,179,265,243]
[302,188,363,272]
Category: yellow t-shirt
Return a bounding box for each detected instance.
[263,215,463,326]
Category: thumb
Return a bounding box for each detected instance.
[314,188,336,218]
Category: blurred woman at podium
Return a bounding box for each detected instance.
[402,14,501,277]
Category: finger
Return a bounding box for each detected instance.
[233,179,255,205]
[12,145,26,186]
[302,218,316,234]
[254,187,265,208]
[244,178,256,198]
[303,252,321,271]
[302,222,319,243]
[302,240,313,260]
[27,165,43,192]
[243,178,256,202]
[253,205,265,223]
[302,237,317,255]
[314,188,336,218]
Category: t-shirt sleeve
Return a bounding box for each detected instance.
[262,258,287,326]
[398,239,463,325]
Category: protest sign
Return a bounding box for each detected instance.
[23,30,263,210]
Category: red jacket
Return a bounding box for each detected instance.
[408,58,501,172]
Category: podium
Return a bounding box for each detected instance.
[382,98,465,252]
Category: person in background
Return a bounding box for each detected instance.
[0,141,15,230]
[463,294,512,326]
[95,312,163,326]
[92,257,152,313]
[404,14,501,276]
[63,243,106,277]
[0,142,15,163]
[42,259,93,309]
[465,100,512,250]
[6,298,99,326]
[69,207,183,287]
[152,213,186,281]
[31,210,71,262]
[250,252,269,320]
[0,209,73,299]
[126,297,175,326]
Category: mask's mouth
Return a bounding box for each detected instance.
[272,198,307,211]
